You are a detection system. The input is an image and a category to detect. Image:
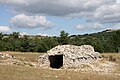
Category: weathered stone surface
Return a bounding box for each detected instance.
[0,53,15,65]
[38,45,103,69]
[38,54,50,68]
[0,53,13,58]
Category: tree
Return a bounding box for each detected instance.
[20,39,29,52]
[0,32,3,40]
[113,30,120,52]
[58,30,69,45]
[10,32,20,39]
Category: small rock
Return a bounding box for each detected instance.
[55,76,58,78]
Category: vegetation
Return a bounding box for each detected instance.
[0,65,119,80]
[102,53,120,63]
[0,29,120,53]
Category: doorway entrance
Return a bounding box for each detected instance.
[49,55,63,69]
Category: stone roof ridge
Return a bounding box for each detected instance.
[47,45,96,55]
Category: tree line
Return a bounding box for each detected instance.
[0,30,120,53]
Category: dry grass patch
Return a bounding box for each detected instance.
[0,65,120,80]
[102,53,120,63]
[1,51,42,62]
[0,52,120,80]
[102,53,120,73]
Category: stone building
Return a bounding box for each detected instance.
[39,45,102,69]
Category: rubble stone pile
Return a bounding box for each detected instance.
[0,53,15,65]
[0,53,13,59]
[39,45,102,69]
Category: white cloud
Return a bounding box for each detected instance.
[0,0,26,4]
[88,3,120,23]
[20,32,49,36]
[37,33,49,36]
[1,0,120,24]
[76,22,104,30]
[113,23,120,29]
[0,26,11,33]
[10,14,54,29]
[116,0,120,3]
[0,0,115,16]
[20,32,29,36]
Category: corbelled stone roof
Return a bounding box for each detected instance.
[47,45,95,55]
[47,45,100,58]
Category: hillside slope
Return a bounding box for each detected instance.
[69,29,120,53]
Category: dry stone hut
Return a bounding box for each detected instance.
[39,45,102,69]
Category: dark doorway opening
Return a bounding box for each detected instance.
[49,55,63,69]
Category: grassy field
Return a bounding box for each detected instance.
[0,52,120,80]
[102,53,120,63]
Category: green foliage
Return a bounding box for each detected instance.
[0,33,3,40]
[0,30,119,53]
[113,30,120,47]
[58,30,69,45]
[69,30,119,53]
[10,32,20,39]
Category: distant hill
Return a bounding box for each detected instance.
[69,29,120,53]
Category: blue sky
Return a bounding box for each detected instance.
[0,0,120,36]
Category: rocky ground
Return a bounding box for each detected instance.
[0,52,120,80]
[0,52,38,67]
[0,52,119,74]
